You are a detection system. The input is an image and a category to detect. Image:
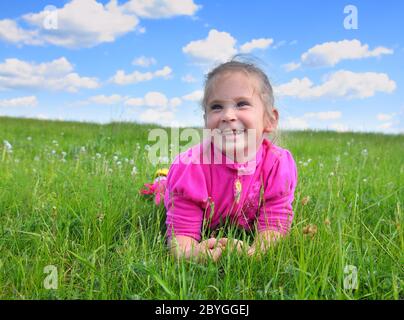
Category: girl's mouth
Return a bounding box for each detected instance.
[219,129,246,136]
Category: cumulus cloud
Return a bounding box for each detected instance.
[122,0,201,18]
[0,57,99,92]
[21,0,139,48]
[377,113,393,121]
[274,70,396,99]
[304,111,342,120]
[124,91,181,109]
[110,66,172,85]
[239,38,273,53]
[283,62,301,72]
[88,94,124,105]
[132,56,157,67]
[183,29,237,64]
[181,74,198,83]
[300,39,393,67]
[182,90,203,102]
[183,30,275,65]
[279,116,309,130]
[0,19,42,45]
[0,0,201,48]
[0,96,38,108]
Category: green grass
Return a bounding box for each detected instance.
[0,116,403,299]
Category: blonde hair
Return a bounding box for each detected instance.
[202,56,280,144]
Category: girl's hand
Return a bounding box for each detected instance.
[196,238,225,262]
[217,238,249,254]
[247,230,281,257]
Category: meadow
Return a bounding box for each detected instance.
[0,116,402,299]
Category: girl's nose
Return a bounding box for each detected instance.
[221,106,237,122]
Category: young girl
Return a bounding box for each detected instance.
[164,58,298,262]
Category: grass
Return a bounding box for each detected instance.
[0,116,403,299]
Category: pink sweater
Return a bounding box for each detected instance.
[164,138,298,241]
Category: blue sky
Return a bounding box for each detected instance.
[0,0,403,133]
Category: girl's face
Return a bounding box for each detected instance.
[204,71,276,161]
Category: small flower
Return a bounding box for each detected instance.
[3,140,12,152]
[51,150,56,155]
[116,161,122,166]
[298,160,303,165]
[113,155,118,161]
[108,168,113,173]
[303,224,318,238]
[129,159,135,165]
[124,158,129,163]
[307,158,312,163]
[131,166,138,176]
[319,163,324,168]
[61,151,67,158]
[80,146,86,153]
[96,153,101,159]
[136,143,140,150]
[303,162,308,167]
[27,136,32,141]
[52,140,58,144]
[361,149,368,157]
[330,172,334,176]
[301,196,310,206]
[363,178,367,183]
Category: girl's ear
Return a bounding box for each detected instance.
[263,108,279,133]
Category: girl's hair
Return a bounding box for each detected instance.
[202,55,280,144]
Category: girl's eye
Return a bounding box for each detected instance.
[237,101,249,107]
[210,104,222,110]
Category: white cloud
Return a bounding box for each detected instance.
[0,57,99,92]
[139,109,175,124]
[377,113,393,121]
[300,39,393,67]
[182,90,203,102]
[110,66,172,85]
[240,38,273,53]
[279,116,309,130]
[304,111,342,120]
[378,122,393,130]
[0,19,41,45]
[283,62,301,72]
[0,96,38,108]
[88,94,124,105]
[21,0,139,48]
[132,56,157,67]
[181,74,198,83]
[122,0,201,19]
[124,91,181,109]
[274,70,396,99]
[183,29,237,63]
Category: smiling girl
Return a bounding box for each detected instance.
[164,58,298,262]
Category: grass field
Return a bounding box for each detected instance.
[0,116,402,299]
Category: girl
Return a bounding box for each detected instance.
[164,58,298,262]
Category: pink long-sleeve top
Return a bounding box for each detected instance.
[164,138,298,241]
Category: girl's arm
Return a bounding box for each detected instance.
[168,235,224,262]
[247,229,282,256]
